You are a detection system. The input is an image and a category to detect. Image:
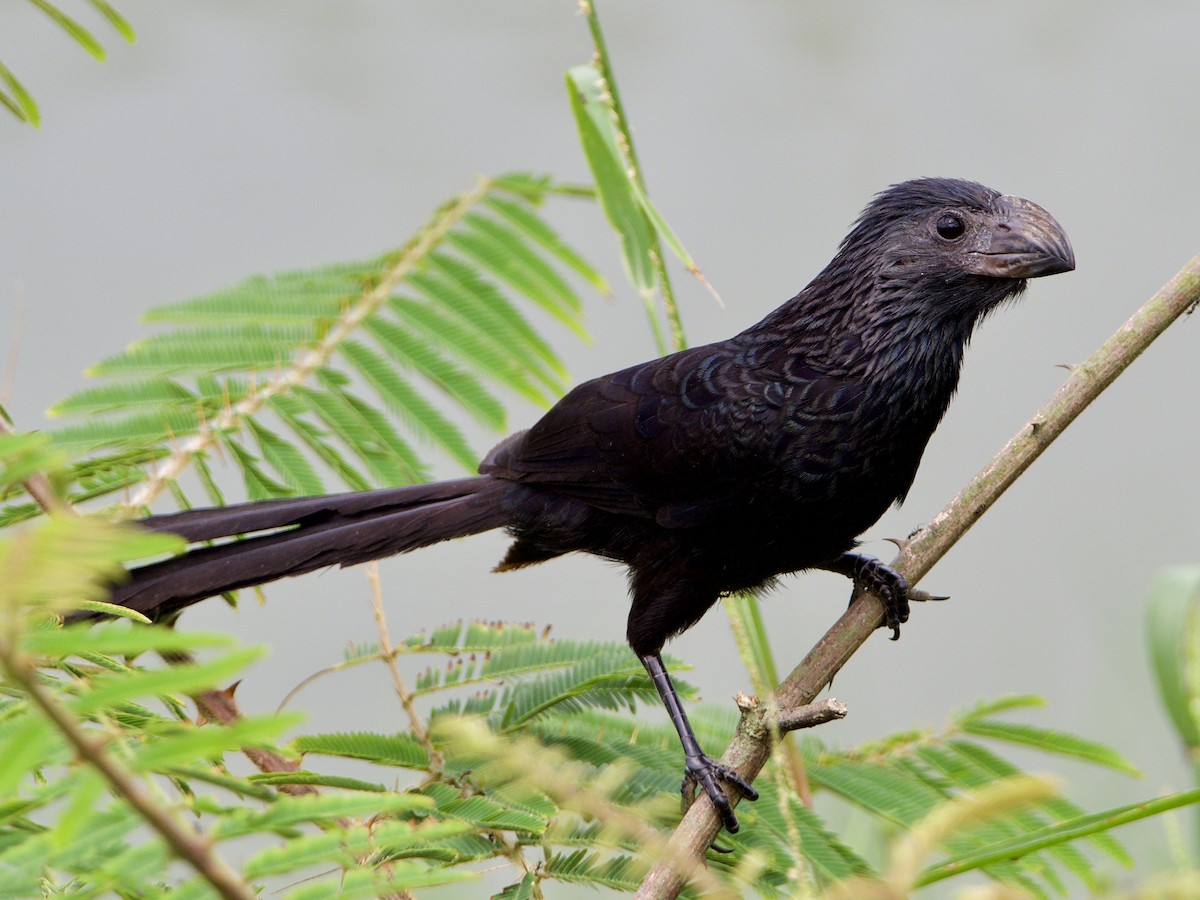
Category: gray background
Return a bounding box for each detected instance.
[3,1,1199,894]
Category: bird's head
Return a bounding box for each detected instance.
[838,178,1075,322]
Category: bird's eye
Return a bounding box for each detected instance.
[936,214,965,240]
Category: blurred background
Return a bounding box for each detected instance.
[2,1,1198,893]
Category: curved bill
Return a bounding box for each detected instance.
[969,195,1075,279]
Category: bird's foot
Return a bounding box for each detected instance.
[681,753,758,833]
[848,556,910,640]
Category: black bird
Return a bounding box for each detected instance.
[98,178,1074,832]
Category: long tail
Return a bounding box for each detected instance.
[98,476,510,620]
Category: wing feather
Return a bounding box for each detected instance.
[480,339,861,525]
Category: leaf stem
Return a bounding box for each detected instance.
[366,562,440,766]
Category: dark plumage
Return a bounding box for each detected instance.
[99,178,1074,832]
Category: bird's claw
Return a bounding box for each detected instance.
[848,557,910,640]
[681,753,758,834]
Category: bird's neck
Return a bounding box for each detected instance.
[750,261,1022,448]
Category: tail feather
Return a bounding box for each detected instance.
[98,476,509,620]
[138,477,488,542]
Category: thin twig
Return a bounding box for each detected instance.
[636,253,1200,898]
[366,562,441,766]
[0,641,255,899]
[773,697,849,733]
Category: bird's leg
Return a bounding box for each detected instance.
[823,552,911,640]
[640,652,758,833]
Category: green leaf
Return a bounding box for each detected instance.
[955,694,1046,723]
[87,0,137,42]
[496,646,667,730]
[416,253,565,381]
[915,743,1105,890]
[413,636,642,696]
[47,379,198,419]
[810,757,943,826]
[543,849,644,891]
[223,434,295,500]
[192,449,229,507]
[71,645,264,714]
[484,194,610,295]
[339,340,477,471]
[1146,566,1200,751]
[0,59,40,126]
[281,862,474,899]
[493,871,537,900]
[449,212,589,334]
[269,394,372,492]
[213,792,432,839]
[0,716,64,796]
[947,739,1131,866]
[248,771,387,793]
[297,383,427,486]
[22,623,233,658]
[247,418,325,496]
[566,64,655,293]
[292,730,432,769]
[724,591,780,695]
[48,408,202,454]
[29,0,107,59]
[133,712,301,770]
[68,599,153,623]
[961,719,1142,776]
[916,788,1199,887]
[491,171,556,199]
[12,176,598,525]
[165,765,278,801]
[144,262,374,324]
[362,316,505,429]
[0,432,63,489]
[0,516,182,608]
[425,789,547,834]
[762,794,875,882]
[387,295,551,406]
[238,822,367,877]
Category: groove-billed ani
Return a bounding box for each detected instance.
[95,178,1074,832]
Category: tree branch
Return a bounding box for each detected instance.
[636,254,1200,899]
[0,641,255,900]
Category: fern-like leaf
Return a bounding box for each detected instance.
[960,718,1142,776]
[291,731,432,770]
[16,176,598,523]
[543,849,645,891]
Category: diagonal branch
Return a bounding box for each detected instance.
[636,254,1200,899]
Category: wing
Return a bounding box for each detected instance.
[480,338,862,527]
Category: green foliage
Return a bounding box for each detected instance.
[1147,567,1200,756]
[1146,564,1200,864]
[0,436,1189,896]
[0,0,135,126]
[0,174,602,531]
[219,617,1166,898]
